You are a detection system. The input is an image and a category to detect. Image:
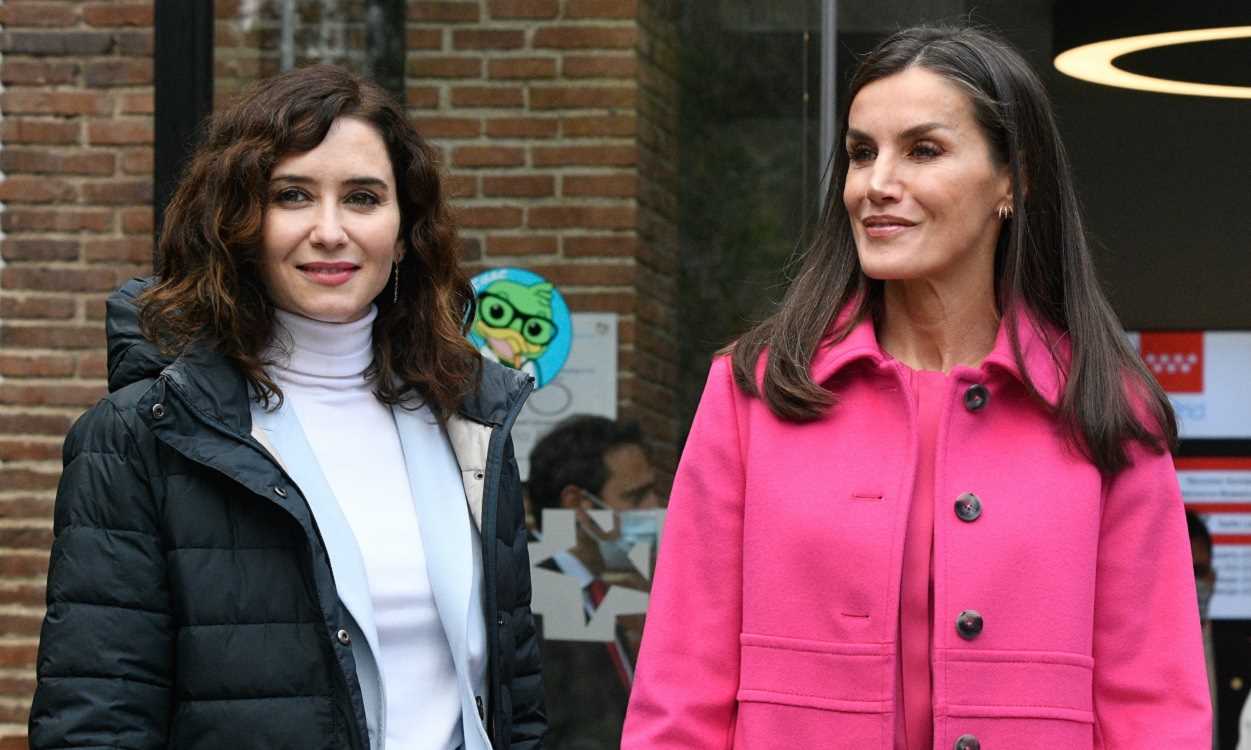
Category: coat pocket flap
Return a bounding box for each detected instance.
[737,632,893,711]
[941,648,1094,721]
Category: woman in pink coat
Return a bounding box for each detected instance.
[622,25,1210,750]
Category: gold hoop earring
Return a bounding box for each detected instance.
[997,204,1013,220]
[392,260,400,304]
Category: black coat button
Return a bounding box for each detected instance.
[954,734,980,750]
[955,493,982,522]
[336,628,351,645]
[956,610,983,640]
[963,384,989,412]
[150,403,166,419]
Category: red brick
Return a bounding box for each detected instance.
[0,468,60,493]
[563,54,637,78]
[2,119,80,145]
[0,175,77,203]
[0,3,80,26]
[0,611,44,637]
[450,86,524,108]
[83,3,154,26]
[0,551,51,576]
[564,174,638,197]
[564,235,640,257]
[562,114,637,137]
[533,26,638,49]
[2,30,112,55]
[486,234,558,255]
[485,117,559,139]
[2,148,116,176]
[0,354,76,378]
[444,174,477,199]
[0,642,39,669]
[454,206,524,229]
[2,323,106,349]
[2,59,79,86]
[115,30,154,56]
[1,89,111,116]
[121,207,154,234]
[530,86,636,110]
[79,350,109,378]
[453,29,525,50]
[525,262,636,286]
[532,145,637,167]
[528,205,636,229]
[406,86,441,109]
[483,175,554,198]
[120,92,155,114]
[122,147,155,174]
[411,116,482,139]
[0,383,107,408]
[488,57,558,80]
[1,267,119,294]
[83,294,109,322]
[0,295,76,320]
[3,208,112,233]
[408,28,444,50]
[1,239,79,262]
[84,237,153,263]
[0,412,74,436]
[452,146,525,168]
[489,0,559,18]
[407,56,482,78]
[82,179,152,204]
[409,2,479,22]
[87,119,154,145]
[84,59,153,87]
[567,0,638,18]
[459,237,483,262]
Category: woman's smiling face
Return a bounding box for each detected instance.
[843,66,1012,289]
[259,116,402,324]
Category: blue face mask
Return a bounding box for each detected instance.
[582,491,663,574]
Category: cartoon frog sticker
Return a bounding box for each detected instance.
[469,269,572,388]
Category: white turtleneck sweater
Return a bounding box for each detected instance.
[262,306,461,750]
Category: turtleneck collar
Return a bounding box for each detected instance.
[267,306,376,382]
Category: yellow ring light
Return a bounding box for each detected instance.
[1054,25,1251,99]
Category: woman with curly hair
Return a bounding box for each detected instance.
[28,65,544,750]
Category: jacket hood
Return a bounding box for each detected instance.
[107,277,174,393]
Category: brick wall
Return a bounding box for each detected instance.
[0,0,680,742]
[405,0,680,470]
[0,1,155,743]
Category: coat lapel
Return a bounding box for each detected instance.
[250,402,382,660]
[392,405,491,750]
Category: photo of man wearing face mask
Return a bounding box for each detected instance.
[1188,509,1218,750]
[527,415,667,750]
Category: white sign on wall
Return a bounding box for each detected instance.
[1179,458,1251,620]
[511,312,618,480]
[1127,331,1251,439]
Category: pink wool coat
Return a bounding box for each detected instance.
[622,312,1210,749]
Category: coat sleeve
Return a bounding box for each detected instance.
[28,399,174,750]
[622,357,745,749]
[503,434,547,749]
[1091,441,1211,747]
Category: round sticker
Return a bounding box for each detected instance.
[469,268,572,389]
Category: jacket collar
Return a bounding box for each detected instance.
[810,305,1069,406]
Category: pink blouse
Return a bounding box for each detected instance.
[895,368,948,749]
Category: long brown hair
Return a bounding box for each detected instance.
[141,64,481,417]
[729,25,1175,474]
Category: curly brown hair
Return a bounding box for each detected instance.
[141,64,481,418]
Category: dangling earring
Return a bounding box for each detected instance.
[392,259,400,304]
[997,203,1013,220]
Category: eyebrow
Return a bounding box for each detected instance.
[845,121,953,142]
[269,174,390,190]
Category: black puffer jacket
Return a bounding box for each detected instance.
[28,279,545,749]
